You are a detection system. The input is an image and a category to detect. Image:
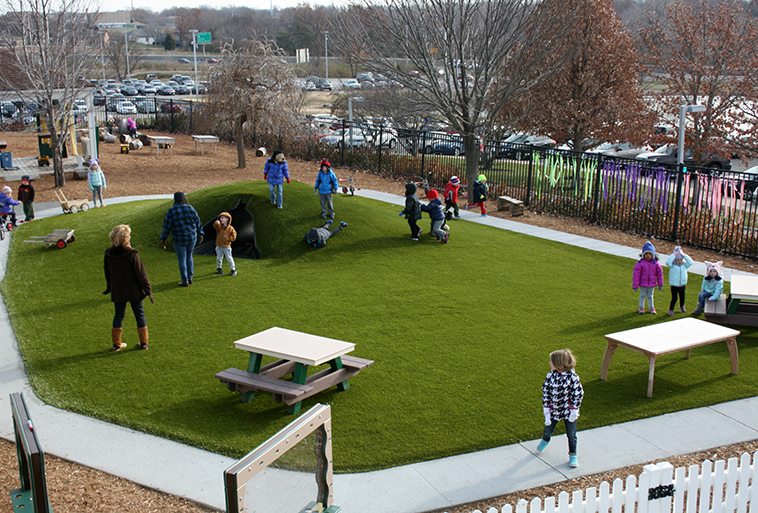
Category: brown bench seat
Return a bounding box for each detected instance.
[216,368,313,400]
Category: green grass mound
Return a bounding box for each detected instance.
[4,181,757,472]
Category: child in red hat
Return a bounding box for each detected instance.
[420,189,448,243]
[314,159,339,220]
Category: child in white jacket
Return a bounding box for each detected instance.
[665,246,693,316]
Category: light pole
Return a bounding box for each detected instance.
[324,31,329,81]
[190,29,199,96]
[99,31,106,80]
[124,30,131,79]
[672,103,705,241]
[347,96,364,149]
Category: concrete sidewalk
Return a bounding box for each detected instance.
[0,192,755,513]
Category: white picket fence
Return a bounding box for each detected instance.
[472,451,757,513]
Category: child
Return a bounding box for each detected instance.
[305,220,348,249]
[537,349,584,469]
[665,246,693,316]
[692,261,724,316]
[399,182,423,241]
[103,225,152,351]
[17,175,35,222]
[126,117,138,138]
[314,159,339,220]
[467,174,488,216]
[0,186,20,226]
[632,241,663,314]
[264,150,290,209]
[213,212,237,276]
[420,189,448,243]
[87,159,107,208]
[443,175,461,219]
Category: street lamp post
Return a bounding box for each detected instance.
[190,29,199,96]
[672,103,706,240]
[347,96,364,149]
[324,31,329,81]
[99,31,106,80]
[124,30,131,78]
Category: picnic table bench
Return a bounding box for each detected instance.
[216,327,374,414]
[602,318,739,397]
[192,135,220,155]
[147,136,176,155]
[722,274,758,327]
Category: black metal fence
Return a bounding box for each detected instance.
[78,101,758,258]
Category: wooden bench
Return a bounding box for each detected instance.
[497,195,525,217]
[704,293,727,320]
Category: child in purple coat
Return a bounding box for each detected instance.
[632,241,664,314]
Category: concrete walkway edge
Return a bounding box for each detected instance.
[0,192,755,513]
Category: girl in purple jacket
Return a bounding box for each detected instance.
[632,241,664,314]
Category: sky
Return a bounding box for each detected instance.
[113,0,348,10]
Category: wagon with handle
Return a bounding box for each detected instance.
[54,189,89,214]
[24,229,76,249]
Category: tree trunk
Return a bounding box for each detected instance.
[235,113,247,169]
[463,131,479,202]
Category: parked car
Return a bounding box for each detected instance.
[0,101,18,118]
[311,114,340,129]
[139,84,157,95]
[106,94,126,111]
[178,58,191,64]
[72,99,88,115]
[115,101,137,114]
[92,91,106,106]
[206,57,220,63]
[342,78,361,89]
[304,80,317,91]
[356,72,374,83]
[587,142,651,159]
[157,85,176,96]
[105,83,121,92]
[370,127,398,149]
[173,84,190,95]
[497,133,556,159]
[145,73,158,82]
[150,79,163,87]
[320,128,370,148]
[429,139,464,156]
[160,102,183,113]
[636,144,732,171]
[122,79,136,86]
[133,96,156,113]
[315,78,332,91]
[120,85,138,96]
[359,80,375,89]
[190,83,207,94]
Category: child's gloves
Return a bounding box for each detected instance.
[658,285,663,291]
[398,211,405,216]
[568,409,579,422]
[543,408,551,426]
[263,173,268,181]
[633,287,638,292]
[333,188,338,194]
[101,288,110,295]
[286,178,291,184]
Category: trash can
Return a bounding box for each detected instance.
[37,133,67,166]
[0,152,11,169]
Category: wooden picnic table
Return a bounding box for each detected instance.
[602,318,739,398]
[216,327,374,414]
[192,135,219,155]
[722,275,758,326]
[147,136,176,155]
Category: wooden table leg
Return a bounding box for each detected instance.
[600,342,618,381]
[241,353,262,403]
[647,356,657,398]
[330,357,349,392]
[725,337,739,375]
[288,363,308,415]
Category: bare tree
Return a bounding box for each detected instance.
[205,39,303,168]
[0,0,98,187]
[104,30,146,80]
[332,0,579,194]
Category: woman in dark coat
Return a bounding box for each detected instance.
[103,224,152,351]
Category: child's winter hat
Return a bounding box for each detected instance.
[705,260,723,278]
[427,189,439,200]
[320,159,331,169]
[21,175,30,182]
[673,245,685,261]
[1,186,11,194]
[88,158,99,167]
[640,240,656,257]
[477,174,487,182]
[405,182,417,195]
[450,175,460,185]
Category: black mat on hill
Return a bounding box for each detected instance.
[194,199,261,259]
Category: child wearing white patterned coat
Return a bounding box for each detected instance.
[537,349,584,469]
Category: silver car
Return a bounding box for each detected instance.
[588,142,651,159]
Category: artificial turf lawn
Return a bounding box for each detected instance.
[3,181,757,472]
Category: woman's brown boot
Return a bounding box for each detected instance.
[112,328,126,351]
[137,326,149,350]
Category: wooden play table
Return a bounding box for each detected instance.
[216,327,373,414]
[147,136,175,155]
[602,318,739,397]
[192,135,219,154]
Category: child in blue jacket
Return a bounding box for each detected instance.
[665,246,693,316]
[692,261,724,316]
[263,150,290,209]
[314,159,339,220]
[420,189,448,243]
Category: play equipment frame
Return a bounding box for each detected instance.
[224,403,339,513]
